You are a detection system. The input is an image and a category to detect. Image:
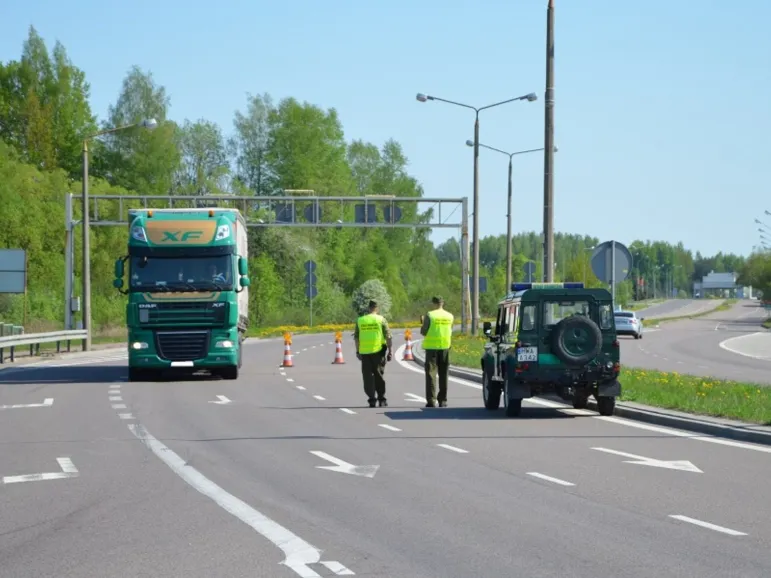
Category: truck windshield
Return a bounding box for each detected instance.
[129,255,233,291]
[542,300,592,327]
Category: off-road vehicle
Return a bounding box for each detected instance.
[481,282,621,418]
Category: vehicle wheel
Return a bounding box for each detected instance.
[483,371,501,410]
[237,338,243,368]
[551,315,603,367]
[503,378,522,417]
[221,365,239,380]
[597,396,616,416]
[572,392,589,409]
[128,367,145,382]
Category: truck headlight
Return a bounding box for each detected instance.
[132,341,148,350]
[215,340,234,348]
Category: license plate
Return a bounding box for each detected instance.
[517,347,538,362]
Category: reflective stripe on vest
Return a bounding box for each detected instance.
[357,313,385,354]
[423,309,454,349]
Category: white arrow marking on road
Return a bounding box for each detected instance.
[0,398,53,410]
[2,457,79,484]
[310,451,379,478]
[405,393,427,403]
[592,447,703,473]
[209,395,232,405]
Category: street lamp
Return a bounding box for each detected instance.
[416,91,537,335]
[464,140,557,291]
[81,118,158,350]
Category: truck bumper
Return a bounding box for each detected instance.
[127,329,239,369]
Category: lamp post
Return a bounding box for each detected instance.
[416,92,537,335]
[464,140,557,291]
[81,118,158,351]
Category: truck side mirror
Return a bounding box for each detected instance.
[238,256,248,276]
[239,276,251,288]
[114,258,124,278]
[113,278,124,289]
[482,321,492,336]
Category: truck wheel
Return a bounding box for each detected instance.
[483,372,501,410]
[237,337,244,368]
[503,379,522,417]
[597,396,616,416]
[128,368,145,382]
[221,365,239,380]
[572,392,589,409]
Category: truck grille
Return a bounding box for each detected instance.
[155,331,209,361]
[141,302,227,327]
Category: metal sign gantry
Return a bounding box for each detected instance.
[64,193,471,333]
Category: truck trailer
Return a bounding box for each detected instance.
[113,207,250,381]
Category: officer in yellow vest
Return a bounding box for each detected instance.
[420,295,454,407]
[354,300,393,407]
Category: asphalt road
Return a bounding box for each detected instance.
[635,298,725,319]
[623,300,771,384]
[1,331,770,577]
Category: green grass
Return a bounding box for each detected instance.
[762,318,771,329]
[436,332,771,425]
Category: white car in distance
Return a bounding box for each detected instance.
[614,310,644,339]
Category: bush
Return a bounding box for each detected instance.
[351,279,392,317]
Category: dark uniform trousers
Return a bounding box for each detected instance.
[424,348,450,403]
[361,347,387,402]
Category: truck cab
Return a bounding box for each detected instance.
[481,282,621,417]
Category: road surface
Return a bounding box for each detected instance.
[623,300,771,384]
[635,299,726,320]
[1,331,770,577]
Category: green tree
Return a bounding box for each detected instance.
[352,279,392,318]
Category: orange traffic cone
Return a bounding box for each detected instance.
[282,332,294,368]
[403,329,415,361]
[332,333,345,364]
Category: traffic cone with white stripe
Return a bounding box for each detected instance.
[282,333,294,368]
[332,332,345,364]
[403,329,415,361]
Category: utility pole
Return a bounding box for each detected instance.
[542,0,556,282]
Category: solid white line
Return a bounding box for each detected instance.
[112,403,127,409]
[109,396,123,401]
[437,443,468,454]
[527,472,575,486]
[313,395,326,401]
[127,423,350,577]
[287,378,295,382]
[719,332,771,360]
[378,424,401,432]
[0,398,54,410]
[669,515,747,536]
[340,408,356,415]
[2,457,79,484]
[394,342,771,455]
[296,386,306,391]
[119,413,135,420]
[320,561,355,575]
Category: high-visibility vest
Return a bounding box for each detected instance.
[357,313,386,354]
[423,309,454,349]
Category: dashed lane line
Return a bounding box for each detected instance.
[669,515,747,537]
[527,472,575,487]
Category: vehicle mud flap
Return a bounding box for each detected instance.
[597,379,621,397]
[504,365,532,399]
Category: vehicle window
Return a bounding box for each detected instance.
[520,304,536,331]
[542,300,591,327]
[496,306,508,336]
[614,312,633,318]
[600,304,613,329]
[505,304,519,339]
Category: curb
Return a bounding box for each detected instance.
[410,345,771,447]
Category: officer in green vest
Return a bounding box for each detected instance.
[354,300,393,407]
[420,295,454,407]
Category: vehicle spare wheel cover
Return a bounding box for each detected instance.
[551,315,602,366]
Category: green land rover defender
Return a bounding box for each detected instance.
[480,282,621,418]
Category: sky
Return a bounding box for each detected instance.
[2,0,769,258]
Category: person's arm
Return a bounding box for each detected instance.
[353,322,360,355]
[383,320,393,358]
[420,313,430,336]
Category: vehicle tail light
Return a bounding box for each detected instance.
[612,340,619,348]
[515,341,521,348]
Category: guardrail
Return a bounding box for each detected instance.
[0,330,88,364]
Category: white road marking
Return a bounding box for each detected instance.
[592,447,703,473]
[378,424,401,432]
[2,457,79,485]
[109,396,123,402]
[0,398,53,410]
[128,424,355,577]
[669,515,747,536]
[296,386,306,391]
[302,348,308,352]
[559,408,595,416]
[719,332,771,360]
[405,393,427,403]
[437,443,468,454]
[313,395,326,401]
[112,403,127,409]
[310,451,379,478]
[287,378,295,382]
[208,395,232,405]
[320,561,355,575]
[340,408,356,415]
[311,345,317,349]
[119,413,135,420]
[394,342,771,455]
[527,472,575,486]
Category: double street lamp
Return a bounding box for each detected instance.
[466,141,558,291]
[81,118,158,350]
[416,91,537,335]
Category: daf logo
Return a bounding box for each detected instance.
[211,302,225,308]
[138,303,157,309]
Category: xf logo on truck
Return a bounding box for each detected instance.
[161,231,203,242]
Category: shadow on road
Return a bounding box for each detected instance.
[0,364,231,384]
[383,407,574,421]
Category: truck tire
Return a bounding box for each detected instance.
[503,378,522,417]
[597,396,616,416]
[221,365,239,380]
[483,372,501,410]
[551,315,602,367]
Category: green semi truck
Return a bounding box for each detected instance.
[112,207,251,381]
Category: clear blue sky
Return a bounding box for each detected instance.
[2,0,769,257]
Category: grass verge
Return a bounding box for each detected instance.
[433,332,771,426]
[762,318,771,329]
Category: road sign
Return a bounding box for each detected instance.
[591,241,633,302]
[304,260,316,273]
[523,261,536,283]
[305,273,317,286]
[469,276,487,295]
[0,249,26,294]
